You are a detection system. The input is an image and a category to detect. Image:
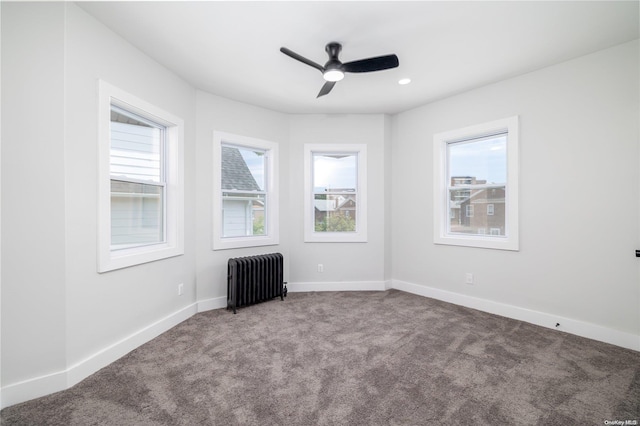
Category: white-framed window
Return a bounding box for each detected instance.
[304,144,367,243]
[213,131,279,250]
[433,116,519,251]
[466,205,474,217]
[98,80,184,272]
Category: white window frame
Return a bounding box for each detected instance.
[98,80,184,272]
[433,116,519,251]
[304,144,367,243]
[212,131,279,250]
[487,204,495,216]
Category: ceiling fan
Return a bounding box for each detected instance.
[280,42,399,98]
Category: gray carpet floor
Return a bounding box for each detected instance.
[1,290,639,425]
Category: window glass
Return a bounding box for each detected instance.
[212,131,279,250]
[98,80,184,272]
[110,107,166,250]
[447,133,506,236]
[313,153,357,233]
[221,145,267,237]
[110,181,164,247]
[433,116,518,251]
[304,144,367,243]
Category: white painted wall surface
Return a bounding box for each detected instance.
[1,2,67,388]
[287,114,390,288]
[195,91,289,304]
[391,40,639,338]
[63,3,197,367]
[0,3,198,406]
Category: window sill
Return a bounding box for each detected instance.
[434,234,518,251]
[212,235,279,251]
[98,243,184,273]
[304,231,368,243]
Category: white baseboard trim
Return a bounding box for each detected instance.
[197,296,227,312]
[288,280,388,293]
[0,370,67,411]
[1,302,198,409]
[391,279,640,352]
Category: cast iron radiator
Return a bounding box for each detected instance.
[227,253,286,314]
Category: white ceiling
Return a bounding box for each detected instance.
[78,1,639,115]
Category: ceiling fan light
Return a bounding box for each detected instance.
[323,69,344,82]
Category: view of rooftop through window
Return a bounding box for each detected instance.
[221,144,267,237]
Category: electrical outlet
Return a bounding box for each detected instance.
[465,273,473,285]
[317,264,324,273]
[178,283,184,296]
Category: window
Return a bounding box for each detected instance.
[98,81,184,272]
[213,131,278,250]
[304,144,367,242]
[466,205,474,217]
[433,116,519,250]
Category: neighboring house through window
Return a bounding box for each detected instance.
[213,131,279,250]
[98,81,184,272]
[433,116,519,250]
[304,144,367,243]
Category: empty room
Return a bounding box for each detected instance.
[1,1,639,424]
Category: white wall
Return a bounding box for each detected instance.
[287,114,390,289]
[1,2,198,406]
[391,40,639,344]
[195,90,290,307]
[64,2,197,367]
[1,1,67,389]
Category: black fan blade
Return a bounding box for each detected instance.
[317,81,336,98]
[280,47,324,73]
[342,54,399,73]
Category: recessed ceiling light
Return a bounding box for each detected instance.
[398,78,411,85]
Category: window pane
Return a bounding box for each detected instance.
[313,153,357,192]
[312,153,357,233]
[110,109,163,183]
[220,144,268,239]
[448,134,506,185]
[222,193,266,237]
[449,186,505,236]
[314,193,357,232]
[111,180,164,248]
[447,134,507,237]
[222,145,265,191]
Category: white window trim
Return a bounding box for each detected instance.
[212,131,279,250]
[433,116,519,251]
[304,144,368,243]
[98,80,184,272]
